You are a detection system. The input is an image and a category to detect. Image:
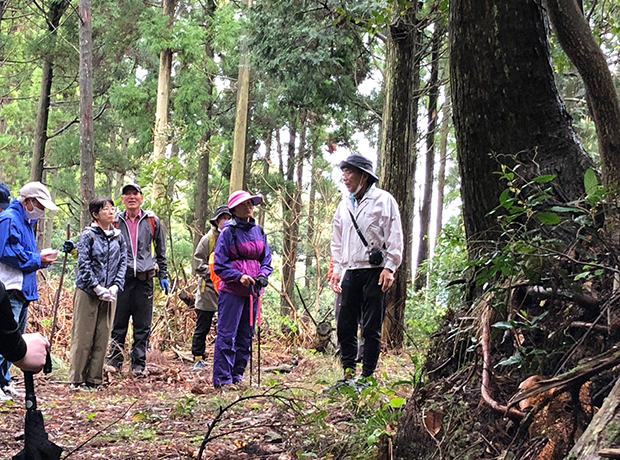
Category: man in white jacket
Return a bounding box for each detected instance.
[330,154,403,384]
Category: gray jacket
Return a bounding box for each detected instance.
[114,209,168,280]
[76,225,127,296]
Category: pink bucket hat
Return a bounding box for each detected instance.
[228,190,263,211]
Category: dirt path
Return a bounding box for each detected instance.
[0,347,415,459]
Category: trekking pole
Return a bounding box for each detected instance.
[257,292,261,387]
[249,286,254,386]
[49,224,71,347]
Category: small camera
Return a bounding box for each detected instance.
[368,248,383,266]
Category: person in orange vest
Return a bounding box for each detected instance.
[191,205,230,371]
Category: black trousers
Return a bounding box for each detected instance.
[191,310,215,358]
[107,277,153,371]
[337,268,385,377]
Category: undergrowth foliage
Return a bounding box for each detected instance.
[395,165,620,460]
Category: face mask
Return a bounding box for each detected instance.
[25,206,45,222]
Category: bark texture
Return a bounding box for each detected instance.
[450,0,593,258]
[280,120,298,316]
[79,0,95,228]
[567,378,620,459]
[193,0,217,251]
[30,0,70,182]
[379,2,419,348]
[544,0,620,193]
[153,0,177,162]
[229,0,252,194]
[415,23,443,291]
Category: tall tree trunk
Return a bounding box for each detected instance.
[415,24,443,291]
[434,86,450,247]
[193,0,217,250]
[544,0,620,193]
[257,130,272,228]
[30,0,70,182]
[115,129,129,200]
[280,118,298,317]
[276,129,284,178]
[305,152,317,290]
[379,2,420,348]
[79,0,95,228]
[229,0,252,193]
[450,0,593,259]
[153,0,176,164]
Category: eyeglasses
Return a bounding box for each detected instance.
[101,206,116,212]
[31,198,45,210]
[342,169,357,178]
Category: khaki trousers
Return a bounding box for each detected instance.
[68,288,116,385]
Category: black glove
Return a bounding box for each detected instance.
[255,275,268,289]
[62,240,75,253]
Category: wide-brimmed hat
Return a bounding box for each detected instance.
[0,183,10,210]
[227,190,263,211]
[339,154,378,183]
[18,181,58,211]
[122,183,142,194]
[209,205,231,226]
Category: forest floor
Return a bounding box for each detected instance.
[0,338,417,460]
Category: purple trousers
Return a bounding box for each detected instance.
[212,291,257,386]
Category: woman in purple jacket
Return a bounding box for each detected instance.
[212,190,272,388]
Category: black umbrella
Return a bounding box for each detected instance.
[13,360,62,460]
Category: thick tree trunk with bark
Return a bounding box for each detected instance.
[451,0,593,258]
[544,0,620,193]
[257,131,272,228]
[280,121,298,316]
[415,24,443,291]
[229,0,252,193]
[379,2,419,348]
[30,0,70,182]
[434,86,450,246]
[193,0,217,251]
[79,0,95,228]
[305,153,317,290]
[153,0,177,163]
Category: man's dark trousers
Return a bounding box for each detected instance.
[107,277,153,372]
[192,310,215,357]
[337,267,385,377]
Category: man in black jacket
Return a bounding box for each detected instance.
[106,184,168,377]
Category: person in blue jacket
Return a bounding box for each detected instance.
[0,181,58,399]
[212,190,272,388]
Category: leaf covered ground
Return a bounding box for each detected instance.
[0,339,416,460]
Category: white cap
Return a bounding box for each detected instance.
[19,181,59,211]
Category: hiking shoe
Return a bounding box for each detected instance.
[352,376,372,392]
[193,359,206,371]
[322,378,353,394]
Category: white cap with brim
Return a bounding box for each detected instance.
[19,181,59,211]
